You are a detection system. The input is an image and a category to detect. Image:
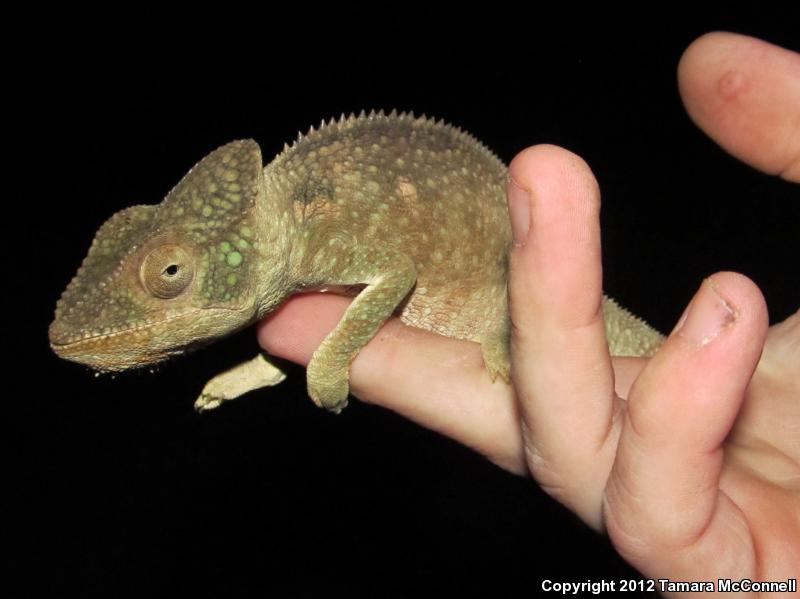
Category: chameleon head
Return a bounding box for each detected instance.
[50,140,271,372]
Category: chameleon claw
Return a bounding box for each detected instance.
[194,395,223,413]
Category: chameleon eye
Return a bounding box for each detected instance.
[140,245,194,299]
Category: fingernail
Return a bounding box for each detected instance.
[507,176,531,247]
[675,278,738,345]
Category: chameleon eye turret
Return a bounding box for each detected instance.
[52,111,663,410]
[140,245,195,299]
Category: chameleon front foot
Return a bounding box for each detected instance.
[194,354,287,412]
[307,376,350,413]
[195,393,224,412]
[306,357,350,413]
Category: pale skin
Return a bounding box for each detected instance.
[258,32,799,593]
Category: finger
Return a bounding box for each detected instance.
[507,145,619,527]
[678,32,800,182]
[604,273,768,574]
[611,356,649,400]
[737,308,800,468]
[257,293,347,366]
[257,295,648,474]
[257,294,526,473]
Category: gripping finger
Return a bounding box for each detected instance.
[604,273,768,574]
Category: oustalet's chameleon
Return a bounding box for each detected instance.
[50,110,662,412]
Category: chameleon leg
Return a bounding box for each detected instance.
[480,326,511,383]
[478,285,512,382]
[194,353,287,412]
[306,249,417,412]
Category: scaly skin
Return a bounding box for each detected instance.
[50,110,663,412]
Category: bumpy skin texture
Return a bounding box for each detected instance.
[50,111,663,412]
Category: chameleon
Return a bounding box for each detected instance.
[49,110,663,413]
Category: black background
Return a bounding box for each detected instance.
[10,6,798,598]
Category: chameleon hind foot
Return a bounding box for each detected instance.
[480,329,511,383]
[195,354,287,412]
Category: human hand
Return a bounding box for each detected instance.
[504,31,799,587]
[257,31,798,590]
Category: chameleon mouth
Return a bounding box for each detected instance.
[49,305,250,372]
[48,309,206,372]
[51,343,181,373]
[49,309,194,348]
[50,325,181,372]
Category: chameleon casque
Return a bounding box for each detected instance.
[50,110,663,412]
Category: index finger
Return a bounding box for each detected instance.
[678,32,800,182]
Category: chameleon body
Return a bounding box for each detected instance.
[50,111,663,412]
